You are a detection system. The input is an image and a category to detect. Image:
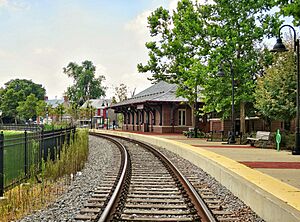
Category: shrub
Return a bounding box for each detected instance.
[0,129,89,221]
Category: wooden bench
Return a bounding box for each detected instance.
[247,131,270,147]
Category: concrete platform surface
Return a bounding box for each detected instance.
[158,134,300,189]
[93,130,300,222]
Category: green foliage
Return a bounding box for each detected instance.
[66,102,81,124]
[280,131,295,150]
[255,38,296,123]
[63,60,106,104]
[202,0,282,118]
[0,79,46,122]
[0,129,89,221]
[44,129,89,180]
[17,94,39,121]
[138,0,282,124]
[275,0,300,26]
[53,104,65,122]
[36,100,47,118]
[138,0,210,95]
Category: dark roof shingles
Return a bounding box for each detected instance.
[111,81,187,107]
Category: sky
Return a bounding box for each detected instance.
[0,0,179,99]
[0,0,295,100]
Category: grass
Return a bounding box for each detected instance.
[2,131,40,188]
[2,131,23,136]
[0,129,89,221]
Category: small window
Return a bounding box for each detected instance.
[178,109,186,126]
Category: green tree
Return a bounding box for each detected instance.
[36,100,47,117]
[66,102,81,125]
[36,100,47,123]
[0,79,46,123]
[137,0,211,132]
[54,104,65,122]
[255,38,296,127]
[138,0,281,134]
[275,0,300,26]
[63,60,106,104]
[17,94,39,121]
[202,0,281,133]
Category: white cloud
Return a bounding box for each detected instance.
[0,0,7,7]
[0,0,29,10]
[33,47,55,55]
[96,63,108,77]
[124,10,152,46]
[0,49,13,58]
[168,0,179,12]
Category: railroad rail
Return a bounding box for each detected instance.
[75,132,236,221]
[75,134,130,221]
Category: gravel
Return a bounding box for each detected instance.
[19,135,264,222]
[154,145,265,222]
[19,136,118,222]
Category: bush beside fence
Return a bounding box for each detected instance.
[0,126,76,196]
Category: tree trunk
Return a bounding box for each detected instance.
[240,102,245,134]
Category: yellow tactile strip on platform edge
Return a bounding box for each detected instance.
[92,130,300,221]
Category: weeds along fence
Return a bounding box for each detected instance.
[0,126,76,196]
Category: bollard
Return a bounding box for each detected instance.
[276,129,281,152]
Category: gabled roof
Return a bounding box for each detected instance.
[82,99,112,109]
[46,99,64,108]
[111,81,188,107]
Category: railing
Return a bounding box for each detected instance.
[0,126,76,196]
[0,124,43,131]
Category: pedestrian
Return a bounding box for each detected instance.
[113,120,116,130]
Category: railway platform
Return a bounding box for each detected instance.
[156,133,300,190]
[94,129,300,222]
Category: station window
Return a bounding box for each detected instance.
[178,109,186,126]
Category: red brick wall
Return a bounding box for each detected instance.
[162,104,172,126]
[210,119,223,131]
[271,121,283,132]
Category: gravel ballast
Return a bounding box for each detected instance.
[153,145,265,222]
[20,136,118,222]
[20,135,264,221]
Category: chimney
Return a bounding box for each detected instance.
[63,96,68,102]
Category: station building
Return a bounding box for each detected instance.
[111,81,209,133]
[112,81,291,135]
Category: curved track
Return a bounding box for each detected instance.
[76,133,218,221]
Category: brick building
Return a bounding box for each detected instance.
[112,81,290,135]
[111,81,208,133]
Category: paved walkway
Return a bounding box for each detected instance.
[168,134,300,189]
[125,132,300,189]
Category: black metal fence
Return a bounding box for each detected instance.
[0,126,76,196]
[0,124,43,132]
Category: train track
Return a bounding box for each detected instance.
[75,133,236,221]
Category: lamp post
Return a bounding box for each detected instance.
[271,24,300,155]
[106,102,109,130]
[90,106,93,129]
[87,102,93,129]
[0,110,2,125]
[217,59,236,144]
[194,80,199,138]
